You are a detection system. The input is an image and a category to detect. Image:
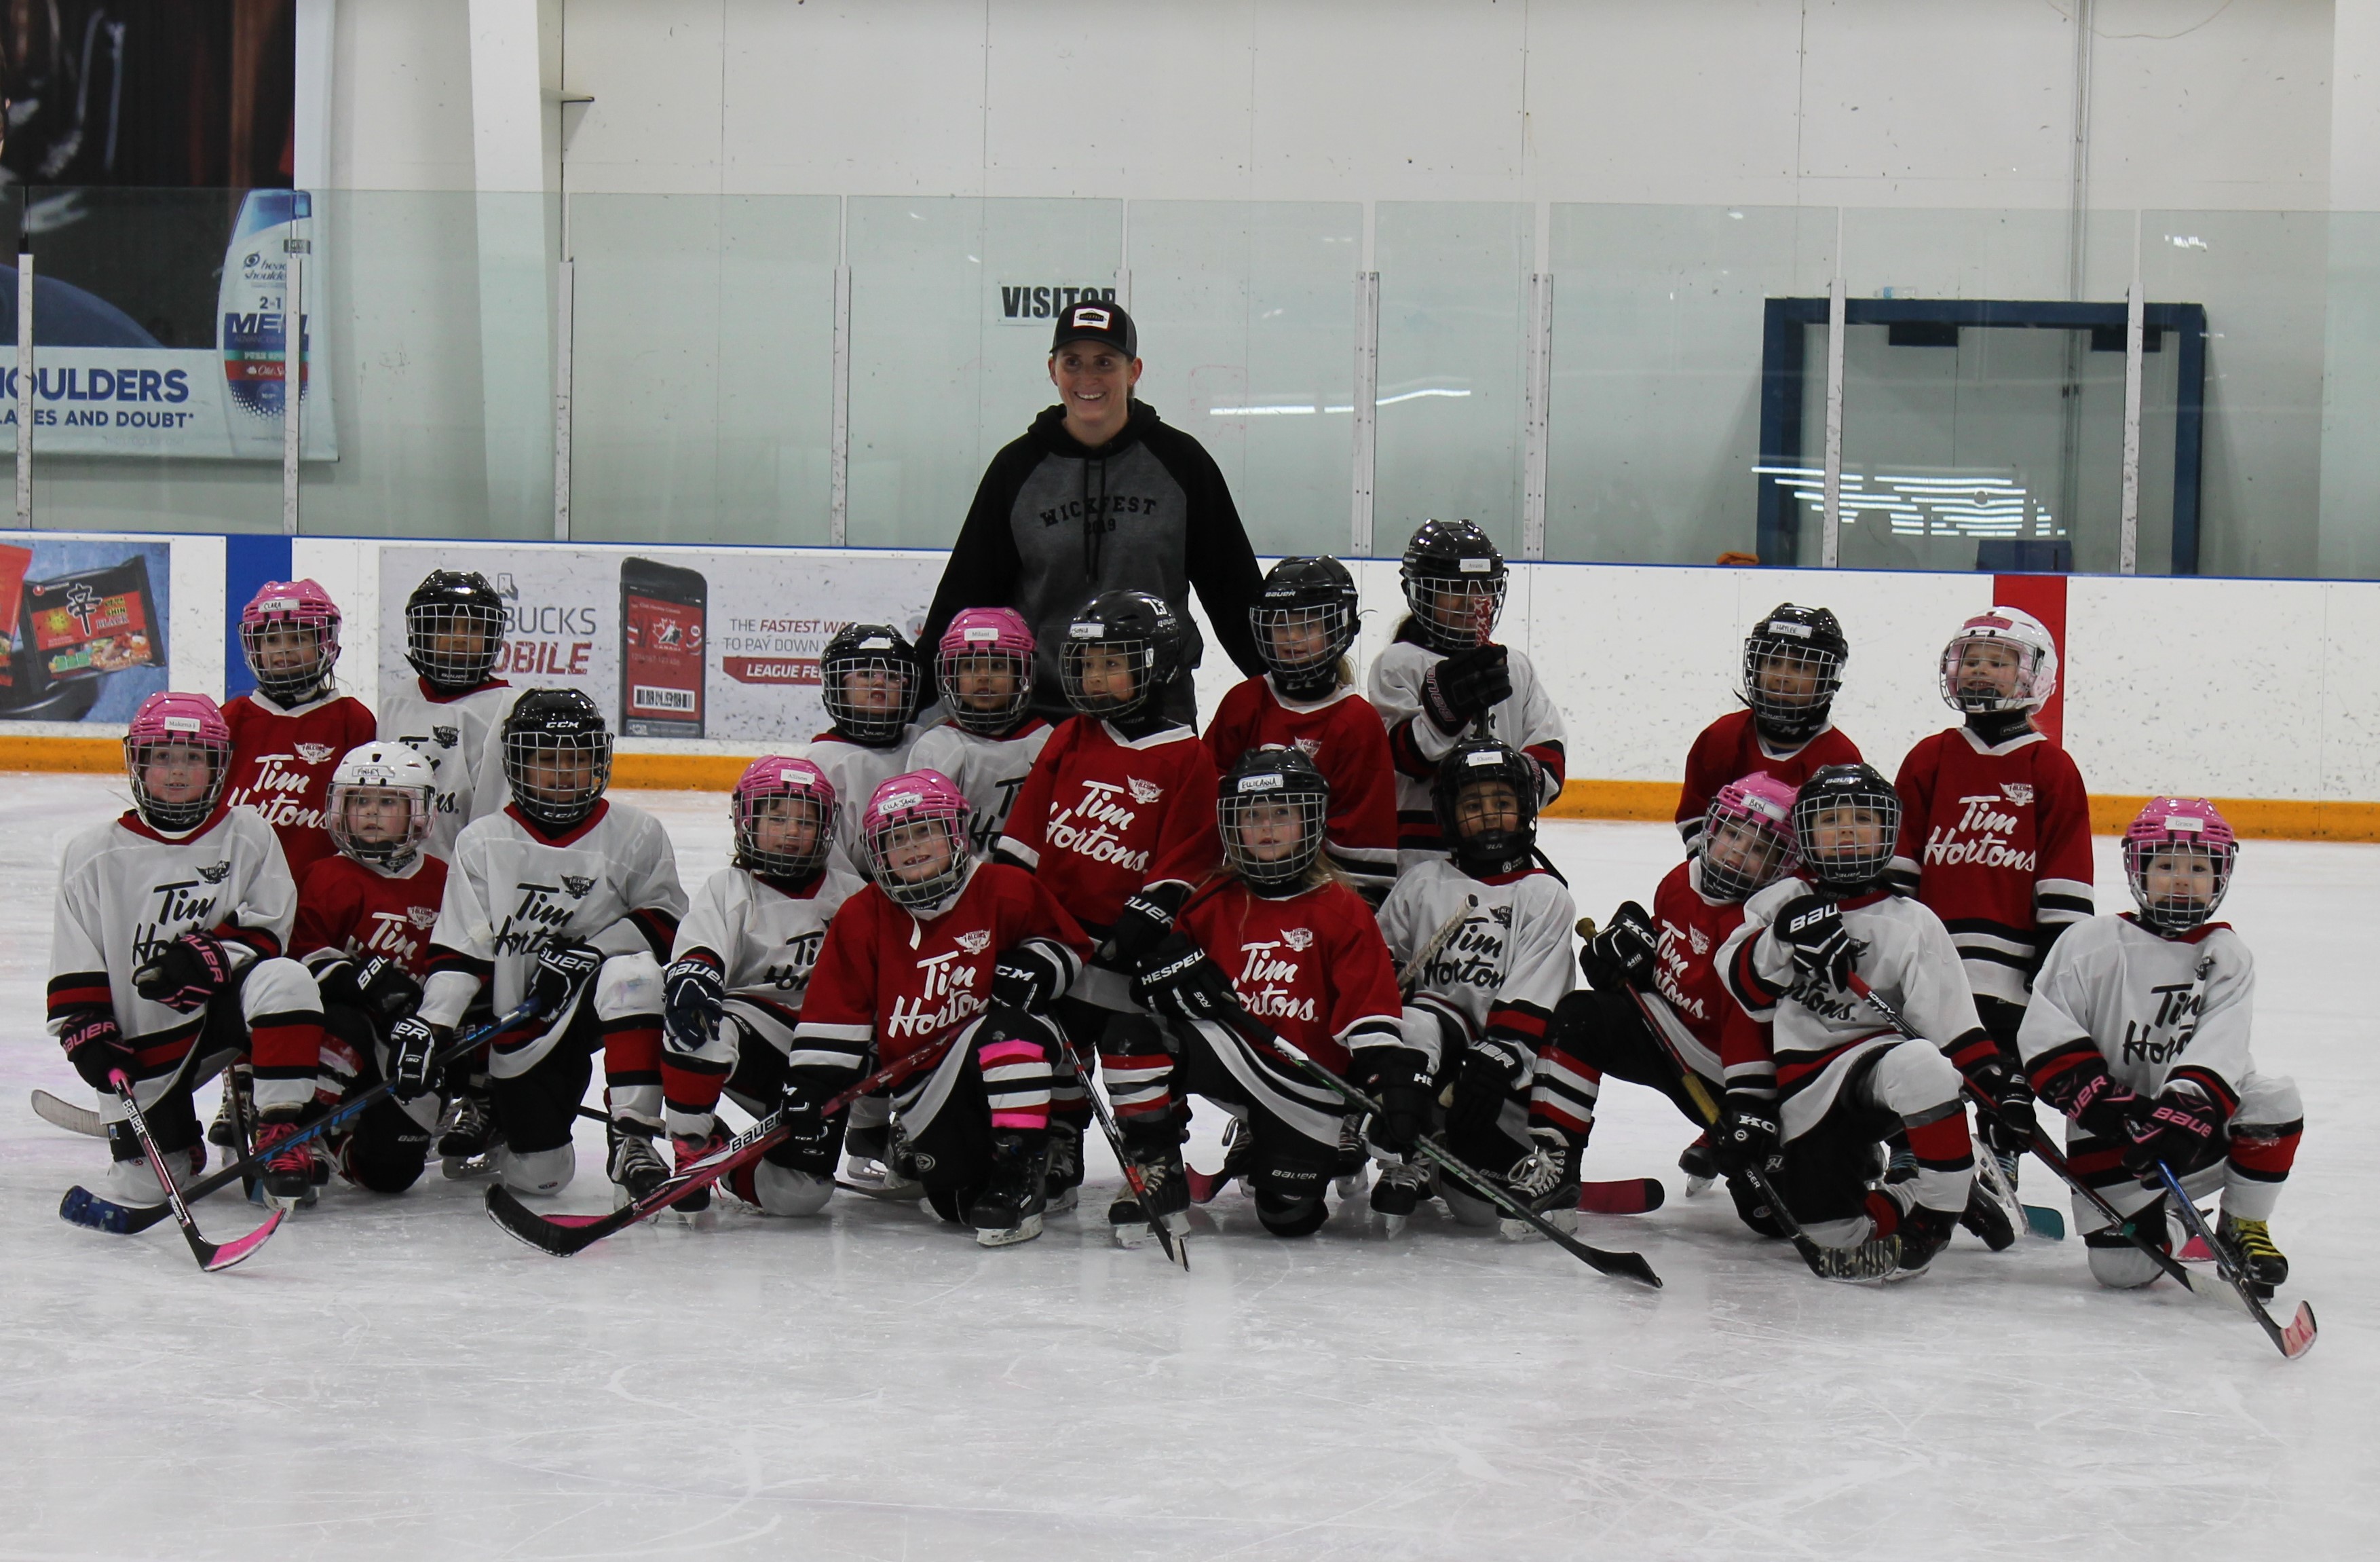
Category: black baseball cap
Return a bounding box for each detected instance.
[1051,298,1137,359]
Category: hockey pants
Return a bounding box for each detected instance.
[316,1003,438,1195]
[879,1010,1056,1223]
[2066,1069,2301,1288]
[1166,1016,1345,1238]
[1778,1040,1975,1251]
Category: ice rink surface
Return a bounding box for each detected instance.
[1,772,2371,1561]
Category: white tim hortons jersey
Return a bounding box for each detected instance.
[1368,638,1566,871]
[805,728,922,878]
[1720,879,1982,1131]
[670,863,867,1018]
[909,720,1053,860]
[418,801,687,1068]
[1376,858,1575,1066]
[48,806,297,1045]
[377,677,522,863]
[2018,914,2254,1099]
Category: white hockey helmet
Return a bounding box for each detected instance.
[327,741,436,869]
[1940,606,2058,715]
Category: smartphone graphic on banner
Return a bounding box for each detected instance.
[620,558,707,738]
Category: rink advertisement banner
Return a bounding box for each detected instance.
[375,545,939,744]
[0,538,171,722]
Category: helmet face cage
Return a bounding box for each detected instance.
[1742,633,1843,740]
[1699,785,1798,902]
[1058,633,1159,718]
[1402,569,1505,654]
[238,590,341,705]
[1431,741,1539,872]
[2123,802,2237,934]
[1219,770,1329,889]
[124,732,231,832]
[732,759,837,880]
[937,644,1034,735]
[404,598,506,688]
[1790,773,1901,889]
[1251,600,1355,695]
[328,779,432,868]
[863,805,971,910]
[502,727,614,830]
[821,641,920,743]
[1939,612,2057,715]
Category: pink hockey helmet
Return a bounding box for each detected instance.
[937,607,1037,736]
[238,578,342,705]
[731,755,837,880]
[2123,797,2237,934]
[1699,770,1800,901]
[1940,606,2058,715]
[859,769,972,910]
[123,691,233,832]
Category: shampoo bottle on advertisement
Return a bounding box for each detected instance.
[217,189,311,459]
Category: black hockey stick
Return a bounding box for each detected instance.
[1059,1039,1188,1269]
[2152,1160,2316,1360]
[81,1070,284,1271]
[1214,1005,1661,1288]
[60,1002,542,1236]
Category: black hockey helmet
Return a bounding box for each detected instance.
[1741,603,1847,743]
[404,570,507,690]
[1251,555,1360,700]
[1431,738,1541,876]
[819,623,922,745]
[1400,519,1506,653]
[1217,744,1332,893]
[502,687,613,831]
[1058,589,1186,720]
[1790,762,1900,890]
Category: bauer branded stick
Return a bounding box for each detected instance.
[1060,1038,1189,1269]
[1213,1002,1661,1288]
[2151,1160,2316,1360]
[60,1001,542,1237]
[96,1069,284,1272]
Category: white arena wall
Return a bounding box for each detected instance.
[1,529,2367,840]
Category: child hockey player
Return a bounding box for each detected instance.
[1204,555,1398,903]
[1889,606,2092,1191]
[2021,800,2301,1297]
[658,756,867,1215]
[377,570,521,863]
[1676,604,1862,853]
[1716,764,2013,1278]
[786,771,1091,1246]
[392,688,687,1200]
[222,579,377,885]
[1370,520,1565,870]
[909,608,1053,860]
[1377,739,1575,1235]
[288,741,448,1193]
[1534,772,1800,1234]
[996,588,1220,1229]
[1128,747,1409,1241]
[49,692,327,1208]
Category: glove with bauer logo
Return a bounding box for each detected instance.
[58,1010,133,1092]
[1775,895,1858,992]
[662,954,726,1054]
[527,940,603,1022]
[132,930,233,1014]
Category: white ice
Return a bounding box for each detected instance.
[2,770,2373,1560]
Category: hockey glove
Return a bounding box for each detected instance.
[132,930,233,1014]
[386,1016,449,1102]
[57,1009,132,1092]
[1951,1035,2036,1144]
[527,940,603,1022]
[1581,900,1659,990]
[352,955,423,1026]
[1357,1046,1436,1159]
[1104,881,1191,967]
[1445,1033,1536,1140]
[1775,894,1858,992]
[662,954,727,1054]
[1133,934,1239,1026]
[991,940,1071,1014]
[2117,1084,2225,1180]
[772,1077,837,1174]
[1712,1093,1784,1180]
[1420,644,1513,734]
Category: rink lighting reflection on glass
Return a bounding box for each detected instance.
[1756,464,2066,540]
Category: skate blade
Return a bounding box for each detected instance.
[1044,1186,1080,1214]
[1684,1174,1714,1198]
[1499,1208,1577,1243]
[976,1214,1044,1248]
[1334,1171,1368,1200]
[1110,1219,1150,1250]
[1378,1211,1410,1238]
[442,1153,497,1181]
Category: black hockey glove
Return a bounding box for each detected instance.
[1581,900,1659,990]
[57,1009,131,1092]
[1775,894,1857,992]
[772,1076,838,1172]
[1951,1035,2035,1144]
[1420,644,1513,734]
[1445,1034,1535,1140]
[1133,934,1239,1026]
[1358,1046,1436,1159]
[386,1016,449,1102]
[527,940,603,1021]
[2117,1085,2225,1180]
[662,954,726,1054]
[132,930,233,1014]
[1104,881,1191,967]
[353,955,423,1026]
[991,940,1071,1014]
[1712,1093,1784,1180]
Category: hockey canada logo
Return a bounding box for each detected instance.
[1282,927,1314,951]
[295,743,336,764]
[559,874,595,898]
[197,861,232,885]
[1127,777,1163,805]
[956,930,991,954]
[408,906,439,929]
[2000,783,2036,806]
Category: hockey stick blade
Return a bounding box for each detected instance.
[31,1087,103,1136]
[1059,1040,1187,1269]
[78,1070,285,1272]
[1737,1161,1900,1283]
[2024,1203,2066,1240]
[2154,1161,2317,1361]
[1184,1161,1230,1205]
[1578,1177,1665,1215]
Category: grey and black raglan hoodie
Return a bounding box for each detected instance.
[922,400,1267,722]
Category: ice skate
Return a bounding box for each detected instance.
[1958,1173,2016,1251]
[607,1128,669,1208]
[436,1090,502,1179]
[1678,1130,1716,1196]
[2216,1213,2288,1299]
[968,1130,1049,1248]
[670,1128,728,1216]
[206,1064,252,1149]
[842,1120,924,1201]
[252,1116,315,1210]
[1370,1157,1433,1236]
[1334,1115,1370,1200]
[1498,1130,1581,1242]
[1044,1119,1084,1214]
[1107,1117,1189,1249]
[1888,1204,1957,1281]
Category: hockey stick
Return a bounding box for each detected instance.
[1213,1004,1661,1287]
[1059,1039,1188,1269]
[487,1021,971,1257]
[30,1087,102,1136]
[2152,1160,2316,1360]
[1397,899,1474,1001]
[59,1002,542,1237]
[90,1069,284,1272]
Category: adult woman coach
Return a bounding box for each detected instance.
[920,299,1266,726]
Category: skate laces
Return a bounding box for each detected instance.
[2225,1216,2280,1260]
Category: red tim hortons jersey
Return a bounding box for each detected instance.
[292,851,450,977]
[1889,726,2094,1007]
[1647,857,1771,1091]
[1176,878,1402,1076]
[998,717,1220,931]
[1675,709,1862,849]
[222,688,378,884]
[1203,677,1399,894]
[793,861,1089,1066]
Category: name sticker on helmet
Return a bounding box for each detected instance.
[963,627,1000,642]
[1070,622,1101,639]
[858,635,892,651]
[1767,620,1811,637]
[1238,774,1284,792]
[163,717,200,733]
[882,792,923,811]
[259,597,300,613]
[2164,816,2204,832]
[1458,558,1491,574]
[1464,749,1501,767]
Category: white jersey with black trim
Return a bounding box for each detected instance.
[1368,637,1566,872]
[377,677,521,863]
[806,728,922,878]
[1376,857,1574,1068]
[672,863,867,1009]
[2018,914,2254,1098]
[909,721,1053,861]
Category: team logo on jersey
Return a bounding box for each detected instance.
[559,875,595,898]
[1490,906,1512,927]
[295,743,336,764]
[433,726,459,749]
[1281,927,1314,951]
[1235,937,1317,1021]
[1047,780,1154,872]
[1925,794,2037,872]
[1999,783,2035,806]
[407,906,439,929]
[1127,777,1163,805]
[196,861,231,884]
[1688,926,1710,956]
[956,930,991,954]
[1291,737,1321,759]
